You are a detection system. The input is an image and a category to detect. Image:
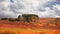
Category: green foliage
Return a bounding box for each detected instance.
[22,14,39,22]
[18,15,21,21]
[0,14,39,22]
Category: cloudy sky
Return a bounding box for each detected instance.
[0,0,60,18]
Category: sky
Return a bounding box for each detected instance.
[0,0,60,18]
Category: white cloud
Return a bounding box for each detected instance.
[0,0,60,18]
[52,5,60,17]
[0,0,16,18]
[53,5,60,10]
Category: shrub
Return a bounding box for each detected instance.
[1,18,8,20]
[22,14,39,22]
[17,15,21,21]
[8,18,15,22]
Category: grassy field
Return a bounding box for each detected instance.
[0,27,60,34]
[0,18,60,34]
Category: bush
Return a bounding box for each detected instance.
[17,15,21,21]
[22,14,39,22]
[1,18,8,20]
[8,18,15,21]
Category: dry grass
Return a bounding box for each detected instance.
[0,27,60,34]
[0,18,60,34]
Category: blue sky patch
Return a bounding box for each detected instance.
[10,0,14,3]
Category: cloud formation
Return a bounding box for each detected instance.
[0,0,60,18]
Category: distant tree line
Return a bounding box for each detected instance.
[0,14,39,22]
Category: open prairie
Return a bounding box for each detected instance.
[0,18,60,34]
